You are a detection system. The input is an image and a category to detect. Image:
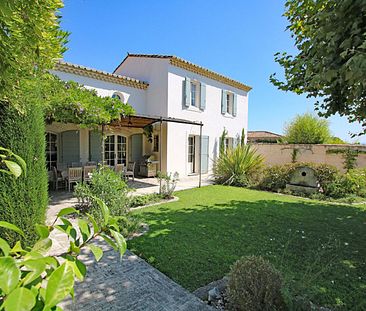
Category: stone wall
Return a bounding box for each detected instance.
[251,143,366,172]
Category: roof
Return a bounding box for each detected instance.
[54,60,149,90]
[109,114,203,129]
[247,131,283,139]
[114,54,252,92]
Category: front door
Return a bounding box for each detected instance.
[105,135,127,166]
[188,136,196,174]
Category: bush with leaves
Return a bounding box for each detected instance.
[74,166,131,224]
[157,172,179,199]
[0,150,126,311]
[282,113,331,144]
[226,256,286,311]
[213,145,264,187]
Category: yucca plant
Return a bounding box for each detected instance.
[213,145,264,186]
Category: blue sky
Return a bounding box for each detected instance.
[60,0,365,143]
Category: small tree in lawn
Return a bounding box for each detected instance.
[283,113,331,144]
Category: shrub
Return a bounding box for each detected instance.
[213,145,264,187]
[259,163,339,195]
[227,256,286,311]
[157,172,179,199]
[283,113,331,144]
[0,102,48,247]
[129,193,164,208]
[74,166,130,224]
[326,168,366,198]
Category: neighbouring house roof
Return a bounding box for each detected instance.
[113,53,252,92]
[54,60,149,90]
[247,131,283,140]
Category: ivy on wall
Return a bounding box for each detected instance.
[326,148,366,171]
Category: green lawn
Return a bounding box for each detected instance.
[128,185,366,310]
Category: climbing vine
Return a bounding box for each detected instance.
[143,124,154,143]
[326,148,366,171]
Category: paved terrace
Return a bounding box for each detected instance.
[47,176,213,311]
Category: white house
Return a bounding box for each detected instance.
[47,54,251,180]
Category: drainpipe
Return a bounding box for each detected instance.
[101,124,105,165]
[199,122,203,188]
[159,118,163,194]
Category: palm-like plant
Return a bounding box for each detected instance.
[213,144,264,186]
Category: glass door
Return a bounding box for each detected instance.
[105,135,126,166]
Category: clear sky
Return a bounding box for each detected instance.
[60,0,365,143]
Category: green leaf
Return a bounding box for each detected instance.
[78,219,91,243]
[0,237,11,256]
[4,160,22,178]
[0,257,20,294]
[0,221,25,237]
[110,230,127,260]
[35,224,50,239]
[44,262,74,309]
[94,197,109,226]
[100,233,117,251]
[88,244,103,262]
[13,153,27,176]
[10,241,23,254]
[57,207,78,218]
[31,238,52,254]
[22,259,46,285]
[70,259,86,281]
[3,287,36,311]
[86,213,100,233]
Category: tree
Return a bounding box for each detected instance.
[271,0,366,136]
[0,0,67,96]
[283,113,331,144]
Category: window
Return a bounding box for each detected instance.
[104,135,126,166]
[153,135,159,152]
[188,136,196,173]
[112,92,125,103]
[226,93,233,115]
[45,132,57,171]
[190,81,200,107]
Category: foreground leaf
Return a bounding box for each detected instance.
[88,244,103,262]
[0,257,20,294]
[3,287,36,311]
[44,262,74,309]
[0,221,25,237]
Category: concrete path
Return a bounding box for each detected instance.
[48,192,212,311]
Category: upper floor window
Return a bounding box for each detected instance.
[112,92,125,103]
[190,81,200,107]
[226,93,233,115]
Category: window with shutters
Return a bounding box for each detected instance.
[190,81,200,107]
[226,92,234,115]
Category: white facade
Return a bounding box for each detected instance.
[49,55,250,177]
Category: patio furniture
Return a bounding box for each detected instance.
[115,164,125,176]
[52,166,66,190]
[83,165,96,183]
[66,167,82,191]
[86,161,97,166]
[123,162,135,181]
[71,162,82,167]
[139,155,158,177]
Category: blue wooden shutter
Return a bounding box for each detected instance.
[221,90,227,114]
[200,135,209,174]
[233,93,237,117]
[200,83,206,110]
[183,77,191,107]
[61,130,80,165]
[89,130,102,162]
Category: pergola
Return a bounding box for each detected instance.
[103,114,204,187]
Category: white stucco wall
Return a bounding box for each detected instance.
[165,65,249,176]
[50,70,147,114]
[114,58,169,117]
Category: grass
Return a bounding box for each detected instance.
[128,185,366,310]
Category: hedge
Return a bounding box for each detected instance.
[0,102,48,246]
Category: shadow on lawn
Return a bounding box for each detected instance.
[129,198,366,310]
